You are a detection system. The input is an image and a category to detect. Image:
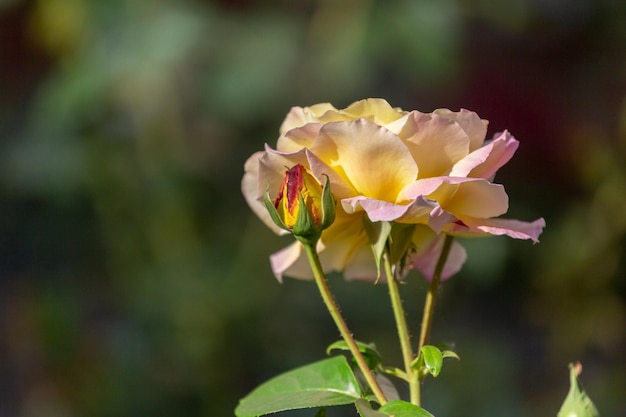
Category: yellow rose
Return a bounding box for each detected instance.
[242,99,544,281]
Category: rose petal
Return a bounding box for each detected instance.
[257,145,310,199]
[341,195,437,225]
[449,217,546,243]
[339,98,407,124]
[398,112,472,178]
[242,146,310,234]
[242,151,288,236]
[450,130,519,179]
[343,245,381,282]
[427,178,509,219]
[270,242,309,282]
[311,119,418,202]
[410,228,467,281]
[306,150,359,200]
[427,206,458,234]
[279,103,337,134]
[276,123,323,152]
[433,108,488,152]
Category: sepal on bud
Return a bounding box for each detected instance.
[264,164,336,245]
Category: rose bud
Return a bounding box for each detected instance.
[264,164,335,244]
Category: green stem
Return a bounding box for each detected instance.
[384,254,419,405]
[303,243,388,405]
[417,234,454,351]
[411,235,454,406]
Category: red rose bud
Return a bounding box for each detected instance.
[264,164,335,244]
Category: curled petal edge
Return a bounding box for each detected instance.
[448,217,546,243]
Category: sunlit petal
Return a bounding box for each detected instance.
[276,123,322,152]
[433,108,488,152]
[398,112,471,178]
[311,120,418,202]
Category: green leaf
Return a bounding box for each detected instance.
[441,350,460,361]
[378,400,434,417]
[363,220,392,283]
[235,356,363,417]
[420,345,443,377]
[557,362,599,417]
[411,345,458,380]
[326,340,382,370]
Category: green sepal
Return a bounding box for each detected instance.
[293,193,316,237]
[326,340,382,370]
[363,220,392,283]
[320,174,336,230]
[264,190,290,232]
[235,356,363,417]
[557,362,599,417]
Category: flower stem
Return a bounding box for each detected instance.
[410,234,454,407]
[417,234,454,351]
[384,254,419,405]
[302,243,388,405]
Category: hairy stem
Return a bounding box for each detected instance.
[384,254,419,404]
[417,234,454,351]
[412,234,454,406]
[303,243,388,405]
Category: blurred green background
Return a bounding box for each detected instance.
[1,0,625,416]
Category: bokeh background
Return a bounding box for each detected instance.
[1,0,625,416]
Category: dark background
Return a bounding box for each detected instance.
[1,0,625,416]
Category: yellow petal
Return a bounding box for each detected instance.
[428,179,509,219]
[339,98,407,124]
[311,119,418,202]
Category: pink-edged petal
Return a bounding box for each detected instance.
[276,123,323,152]
[410,230,467,281]
[270,242,310,282]
[450,130,519,179]
[396,177,448,201]
[311,119,418,202]
[428,206,458,233]
[433,108,488,152]
[398,112,471,178]
[257,145,309,199]
[242,146,309,234]
[341,195,438,225]
[450,217,546,243]
[242,151,288,235]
